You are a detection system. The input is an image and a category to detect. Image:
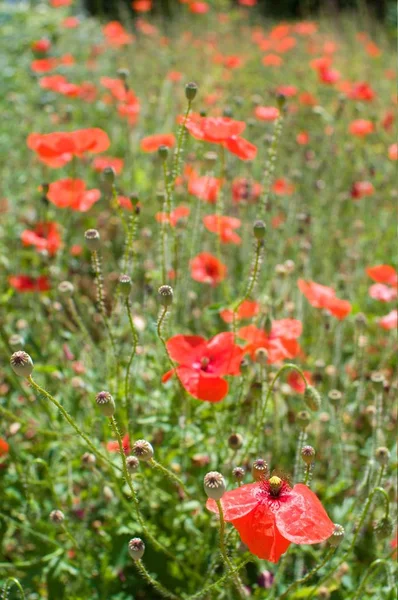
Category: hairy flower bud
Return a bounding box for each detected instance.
[102,166,116,184]
[370,372,385,387]
[301,445,316,465]
[328,389,342,407]
[10,351,34,377]
[132,440,154,461]
[126,456,140,473]
[232,466,245,482]
[185,81,198,101]
[253,220,266,240]
[374,516,393,540]
[81,452,96,467]
[204,471,226,500]
[95,391,115,418]
[58,280,74,296]
[84,229,101,252]
[128,537,145,560]
[158,145,169,161]
[304,385,321,411]
[251,459,269,481]
[158,285,173,307]
[119,274,132,298]
[276,93,286,110]
[228,433,243,450]
[328,523,345,547]
[375,446,390,466]
[49,509,65,525]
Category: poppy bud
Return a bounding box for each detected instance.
[42,182,49,196]
[375,446,390,466]
[374,516,393,540]
[370,372,385,387]
[304,385,321,411]
[355,312,367,329]
[10,351,34,377]
[158,145,169,161]
[95,391,115,418]
[328,523,345,547]
[132,440,154,461]
[117,68,129,81]
[129,192,140,206]
[328,389,342,407]
[301,445,316,465]
[103,485,114,502]
[204,471,226,500]
[81,452,96,467]
[223,106,233,118]
[84,229,101,252]
[128,537,145,560]
[240,357,250,374]
[126,456,140,473]
[58,281,74,296]
[119,274,132,298]
[228,433,243,450]
[232,466,245,482]
[296,410,311,429]
[264,314,273,335]
[185,81,198,102]
[49,509,65,525]
[251,459,269,481]
[276,94,286,110]
[253,220,266,240]
[102,166,116,184]
[158,285,173,307]
[254,347,268,365]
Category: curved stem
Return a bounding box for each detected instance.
[187,557,251,600]
[124,298,139,423]
[351,559,392,600]
[215,500,246,600]
[279,548,336,600]
[148,458,190,498]
[232,238,262,335]
[134,559,180,600]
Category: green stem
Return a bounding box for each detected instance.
[279,548,336,600]
[1,577,25,599]
[187,557,251,600]
[351,559,392,600]
[134,559,180,600]
[148,458,190,498]
[215,500,246,600]
[232,238,262,335]
[124,298,139,423]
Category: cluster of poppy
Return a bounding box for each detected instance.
[298,280,351,320]
[366,265,398,331]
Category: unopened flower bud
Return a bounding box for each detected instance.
[264,314,273,334]
[301,445,316,465]
[374,516,393,540]
[328,389,342,407]
[204,151,218,167]
[240,357,250,374]
[128,537,145,560]
[81,452,96,467]
[58,281,74,296]
[204,471,226,500]
[185,81,198,101]
[102,166,116,184]
[355,312,367,329]
[304,385,321,411]
[158,285,173,307]
[228,433,243,450]
[158,145,169,161]
[126,456,140,473]
[375,446,390,466]
[119,274,132,297]
[84,229,101,252]
[276,94,286,110]
[117,68,129,81]
[133,440,154,461]
[49,509,64,525]
[129,192,140,206]
[103,485,114,502]
[371,372,385,387]
[95,391,115,417]
[296,410,311,429]
[252,458,268,481]
[253,220,266,240]
[10,351,34,377]
[328,523,345,547]
[232,466,245,481]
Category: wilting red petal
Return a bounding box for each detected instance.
[177,367,228,402]
[166,335,206,365]
[275,484,335,544]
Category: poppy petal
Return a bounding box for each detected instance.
[177,367,228,402]
[166,335,206,365]
[206,482,260,520]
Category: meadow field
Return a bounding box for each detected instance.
[0,0,396,598]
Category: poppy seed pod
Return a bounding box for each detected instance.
[158,145,169,161]
[374,516,393,540]
[185,81,198,101]
[49,509,65,525]
[58,281,74,296]
[81,452,96,467]
[95,391,115,418]
[301,445,316,465]
[304,385,321,411]
[296,410,311,429]
[102,166,116,184]
[128,537,145,560]
[328,523,345,547]
[370,372,385,387]
[252,459,269,482]
[119,274,132,298]
[10,351,34,377]
[84,229,101,252]
[254,347,268,365]
[126,456,140,473]
[158,285,173,307]
[232,466,245,481]
[253,220,266,240]
[228,433,243,450]
[204,471,226,500]
[328,389,342,407]
[375,446,390,465]
[132,440,154,461]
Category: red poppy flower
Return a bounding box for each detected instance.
[31,57,59,73]
[262,54,283,67]
[189,2,209,14]
[184,114,245,143]
[220,300,259,323]
[9,275,50,292]
[132,0,152,11]
[140,134,176,152]
[188,172,222,204]
[276,85,297,97]
[379,310,397,331]
[272,178,295,195]
[47,179,101,212]
[103,21,134,47]
[62,16,80,28]
[191,252,227,286]
[0,438,9,457]
[348,119,374,137]
[239,0,257,5]
[239,319,302,363]
[92,156,124,174]
[118,96,141,125]
[107,433,131,454]
[298,280,351,320]
[232,178,262,204]
[203,215,241,244]
[255,106,280,121]
[167,70,183,82]
[32,39,51,53]
[351,181,374,199]
[369,284,397,303]
[223,136,257,161]
[388,143,398,161]
[162,332,244,402]
[50,0,72,6]
[156,205,190,227]
[21,222,61,256]
[296,131,310,145]
[366,265,397,286]
[299,92,317,106]
[287,370,312,394]
[206,477,334,562]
